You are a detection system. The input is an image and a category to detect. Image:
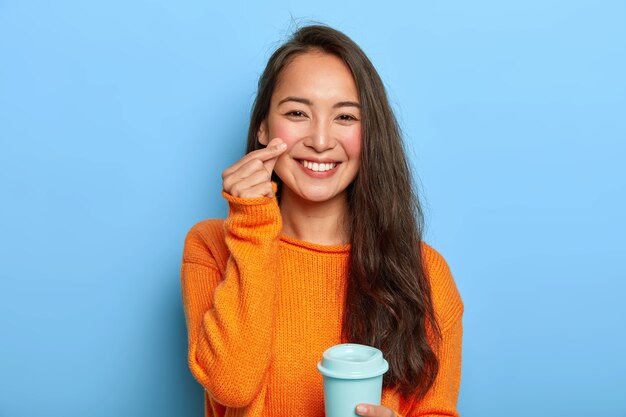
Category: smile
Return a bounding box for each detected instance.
[299,160,338,172]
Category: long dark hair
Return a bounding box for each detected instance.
[245,24,441,399]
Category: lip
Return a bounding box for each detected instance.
[295,158,341,178]
[296,157,340,164]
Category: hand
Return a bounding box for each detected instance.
[355,404,396,417]
[221,138,287,198]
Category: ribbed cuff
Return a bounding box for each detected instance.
[222,183,282,236]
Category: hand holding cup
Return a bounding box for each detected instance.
[318,344,389,417]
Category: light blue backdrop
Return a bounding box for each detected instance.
[1,0,624,416]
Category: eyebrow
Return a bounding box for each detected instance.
[277,96,361,109]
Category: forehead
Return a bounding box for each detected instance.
[273,51,359,101]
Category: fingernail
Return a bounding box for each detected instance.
[356,405,367,414]
[277,143,287,149]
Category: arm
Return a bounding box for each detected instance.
[356,318,463,417]
[403,245,463,417]
[181,193,281,407]
[359,246,463,417]
[403,317,463,417]
[181,138,287,407]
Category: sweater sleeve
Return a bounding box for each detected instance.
[398,245,464,417]
[180,191,282,408]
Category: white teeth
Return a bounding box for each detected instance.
[302,160,337,172]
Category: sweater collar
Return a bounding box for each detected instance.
[279,233,350,254]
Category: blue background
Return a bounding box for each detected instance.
[1,0,625,416]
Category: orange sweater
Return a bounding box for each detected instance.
[181,191,464,417]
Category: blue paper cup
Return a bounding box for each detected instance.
[317,343,389,417]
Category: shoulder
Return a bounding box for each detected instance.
[182,219,229,270]
[421,242,464,331]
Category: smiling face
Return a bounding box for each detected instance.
[258,50,362,206]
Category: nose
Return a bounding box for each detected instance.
[304,120,336,153]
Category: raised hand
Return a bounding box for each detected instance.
[221,138,287,199]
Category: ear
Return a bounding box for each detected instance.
[257,120,269,146]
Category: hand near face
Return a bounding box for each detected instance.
[355,404,396,417]
[222,138,287,199]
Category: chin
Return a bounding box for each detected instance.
[302,194,334,203]
[298,188,345,204]
[278,179,349,205]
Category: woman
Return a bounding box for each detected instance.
[181,24,463,417]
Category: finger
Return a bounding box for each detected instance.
[262,137,286,174]
[223,158,268,192]
[222,139,286,178]
[355,404,396,417]
[231,181,275,199]
[226,168,273,198]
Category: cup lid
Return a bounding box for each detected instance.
[317,343,389,379]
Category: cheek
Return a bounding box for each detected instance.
[267,118,302,146]
[340,128,362,158]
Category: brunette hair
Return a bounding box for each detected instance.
[245,24,441,399]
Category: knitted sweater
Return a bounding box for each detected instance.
[180,191,464,417]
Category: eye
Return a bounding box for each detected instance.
[337,114,359,122]
[286,110,307,118]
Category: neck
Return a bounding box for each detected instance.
[279,189,350,246]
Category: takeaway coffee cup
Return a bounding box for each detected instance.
[317,343,389,417]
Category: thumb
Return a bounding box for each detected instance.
[263,137,286,173]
